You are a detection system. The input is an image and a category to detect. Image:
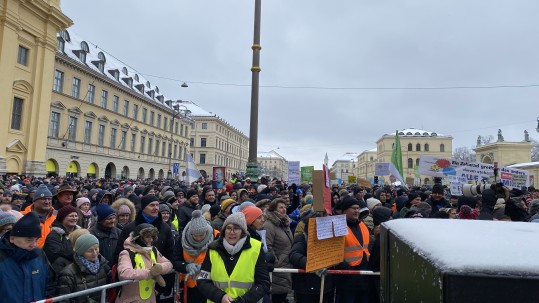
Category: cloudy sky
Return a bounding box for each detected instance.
[61,0,539,168]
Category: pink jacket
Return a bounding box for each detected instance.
[116,237,173,303]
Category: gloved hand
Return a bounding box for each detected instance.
[186,263,201,276]
[231,296,246,303]
[314,268,327,278]
[150,263,164,277]
[154,274,166,287]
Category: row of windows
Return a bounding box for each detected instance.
[49,111,188,159]
[53,70,189,136]
[405,143,445,152]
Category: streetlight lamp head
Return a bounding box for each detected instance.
[181,82,188,88]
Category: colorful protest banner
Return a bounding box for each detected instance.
[301,166,314,183]
[348,175,357,184]
[418,155,530,188]
[306,217,345,272]
[288,161,300,185]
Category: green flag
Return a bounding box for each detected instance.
[391,130,403,177]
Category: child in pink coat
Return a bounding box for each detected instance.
[116,223,172,303]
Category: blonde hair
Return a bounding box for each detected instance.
[69,228,90,248]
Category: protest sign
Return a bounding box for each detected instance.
[288,161,300,185]
[306,217,345,272]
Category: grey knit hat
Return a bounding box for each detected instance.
[221,212,248,235]
[33,184,52,202]
[74,234,99,256]
[185,210,211,236]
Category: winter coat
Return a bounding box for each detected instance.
[178,202,199,236]
[76,208,94,229]
[57,254,110,303]
[0,234,51,302]
[263,210,293,295]
[116,237,173,303]
[20,205,57,248]
[211,212,226,231]
[334,219,370,290]
[43,221,77,274]
[289,232,334,295]
[197,235,270,303]
[247,226,275,272]
[90,222,121,265]
[111,199,137,224]
[114,211,175,264]
[426,197,450,213]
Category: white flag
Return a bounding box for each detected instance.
[185,153,202,184]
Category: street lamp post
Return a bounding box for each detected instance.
[247,0,262,179]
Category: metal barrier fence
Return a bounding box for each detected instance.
[33,269,380,303]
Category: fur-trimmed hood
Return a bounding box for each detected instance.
[111,198,136,222]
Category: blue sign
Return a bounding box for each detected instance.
[173,163,179,174]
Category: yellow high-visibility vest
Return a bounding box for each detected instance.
[133,249,157,300]
[207,238,261,302]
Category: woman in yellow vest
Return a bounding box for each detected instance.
[117,223,173,303]
[173,210,219,303]
[197,212,270,303]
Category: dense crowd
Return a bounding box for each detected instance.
[1,173,538,303]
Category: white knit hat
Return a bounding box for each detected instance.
[221,212,248,235]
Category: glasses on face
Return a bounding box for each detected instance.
[225,226,241,233]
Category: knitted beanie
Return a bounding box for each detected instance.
[140,194,159,211]
[159,203,171,214]
[74,234,99,256]
[11,212,41,238]
[221,212,248,235]
[76,197,91,208]
[242,206,263,225]
[185,210,211,235]
[118,204,131,215]
[340,196,360,212]
[56,206,78,223]
[0,211,17,228]
[96,203,116,222]
[366,198,382,211]
[33,184,52,202]
[220,198,237,212]
[186,189,198,200]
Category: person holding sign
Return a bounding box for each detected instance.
[336,196,371,303]
[289,212,335,303]
[197,212,270,303]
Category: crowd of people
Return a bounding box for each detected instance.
[0,173,538,303]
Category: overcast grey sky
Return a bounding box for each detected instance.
[62,0,539,168]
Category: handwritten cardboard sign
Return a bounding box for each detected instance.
[306,217,345,272]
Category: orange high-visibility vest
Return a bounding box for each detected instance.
[343,221,370,266]
[180,229,220,288]
[21,205,57,248]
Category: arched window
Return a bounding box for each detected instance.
[440,144,445,152]
[416,143,421,151]
[408,143,412,151]
[134,74,139,82]
[408,158,413,168]
[122,67,128,75]
[424,143,429,151]
[416,158,420,167]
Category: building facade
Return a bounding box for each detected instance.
[45,30,193,179]
[0,0,72,175]
[179,101,249,180]
[371,128,453,185]
[330,152,359,181]
[257,150,288,180]
[356,149,378,183]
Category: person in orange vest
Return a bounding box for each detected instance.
[172,209,219,303]
[336,196,372,303]
[20,184,57,248]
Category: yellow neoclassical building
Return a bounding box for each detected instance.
[45,30,194,179]
[178,100,249,180]
[0,0,72,175]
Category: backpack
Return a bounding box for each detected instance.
[106,247,158,303]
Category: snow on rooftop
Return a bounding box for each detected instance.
[59,30,173,109]
[383,219,539,276]
[384,128,449,137]
[257,150,284,159]
[335,152,359,161]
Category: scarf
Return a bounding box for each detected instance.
[182,225,214,257]
[223,236,247,256]
[5,244,39,262]
[142,212,157,224]
[265,209,291,228]
[81,209,92,217]
[78,255,100,274]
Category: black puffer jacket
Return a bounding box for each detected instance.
[198,236,270,303]
[90,223,121,265]
[57,254,110,303]
[42,221,76,274]
[289,232,334,295]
